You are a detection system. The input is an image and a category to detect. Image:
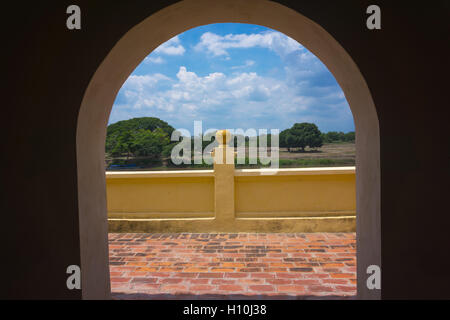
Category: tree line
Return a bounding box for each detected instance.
[279,123,355,152]
[105,117,355,160]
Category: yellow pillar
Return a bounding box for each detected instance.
[212,130,235,225]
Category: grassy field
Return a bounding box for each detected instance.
[277,143,355,167]
[106,143,355,171]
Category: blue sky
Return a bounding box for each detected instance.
[110,23,354,133]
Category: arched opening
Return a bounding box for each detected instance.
[77,0,380,299]
[106,22,358,299]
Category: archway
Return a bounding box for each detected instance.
[76,0,380,299]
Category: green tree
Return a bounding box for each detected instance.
[107,117,174,138]
[106,117,174,159]
[110,130,134,158]
[279,129,290,150]
[130,128,170,158]
[282,123,323,152]
[344,131,355,142]
[321,131,355,143]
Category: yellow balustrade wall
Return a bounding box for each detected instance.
[235,168,355,218]
[107,129,355,233]
[107,171,215,219]
[106,167,356,233]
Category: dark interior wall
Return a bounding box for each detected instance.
[282,1,450,299]
[0,0,448,299]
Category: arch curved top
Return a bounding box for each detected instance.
[76,0,380,300]
[79,0,379,132]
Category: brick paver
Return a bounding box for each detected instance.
[109,233,356,299]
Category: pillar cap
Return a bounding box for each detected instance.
[216,129,231,145]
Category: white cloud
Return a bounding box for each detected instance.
[144,56,165,64]
[154,36,185,55]
[112,66,349,130]
[231,60,255,69]
[123,74,171,91]
[195,31,302,57]
[110,29,353,132]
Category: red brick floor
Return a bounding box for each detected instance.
[109,233,356,299]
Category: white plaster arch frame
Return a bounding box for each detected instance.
[76,0,381,299]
